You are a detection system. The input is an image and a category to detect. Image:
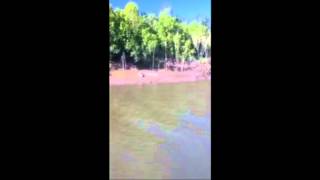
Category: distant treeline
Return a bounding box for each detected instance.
[110,1,211,69]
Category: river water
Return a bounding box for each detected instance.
[110,81,211,179]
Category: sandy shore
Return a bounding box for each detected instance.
[109,68,210,86]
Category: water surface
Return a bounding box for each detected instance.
[110,81,211,179]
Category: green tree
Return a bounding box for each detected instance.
[173,32,182,62]
[109,1,210,71]
[187,21,209,59]
[157,8,176,69]
[141,14,159,69]
[122,1,142,64]
[110,6,127,63]
[109,5,118,58]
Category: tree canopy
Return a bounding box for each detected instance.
[109,1,211,69]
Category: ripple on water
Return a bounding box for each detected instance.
[134,111,211,179]
[110,81,211,179]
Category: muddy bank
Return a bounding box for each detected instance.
[109,68,210,86]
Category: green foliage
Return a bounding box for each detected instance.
[141,15,158,55]
[109,1,211,68]
[187,21,209,58]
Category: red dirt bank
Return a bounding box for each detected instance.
[110,67,211,86]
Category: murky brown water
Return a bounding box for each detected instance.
[110,81,211,179]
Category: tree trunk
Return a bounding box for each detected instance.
[182,61,185,72]
[122,59,124,71]
[205,48,208,58]
[165,43,167,71]
[152,50,155,70]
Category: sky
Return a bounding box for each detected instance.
[109,0,211,25]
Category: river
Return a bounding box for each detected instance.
[110,81,211,179]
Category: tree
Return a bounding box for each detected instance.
[110,6,127,64]
[141,14,159,69]
[109,5,119,58]
[109,1,210,71]
[173,32,182,62]
[187,21,209,59]
[157,8,176,70]
[122,1,142,65]
[204,32,211,58]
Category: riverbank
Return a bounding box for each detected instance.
[110,68,210,86]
